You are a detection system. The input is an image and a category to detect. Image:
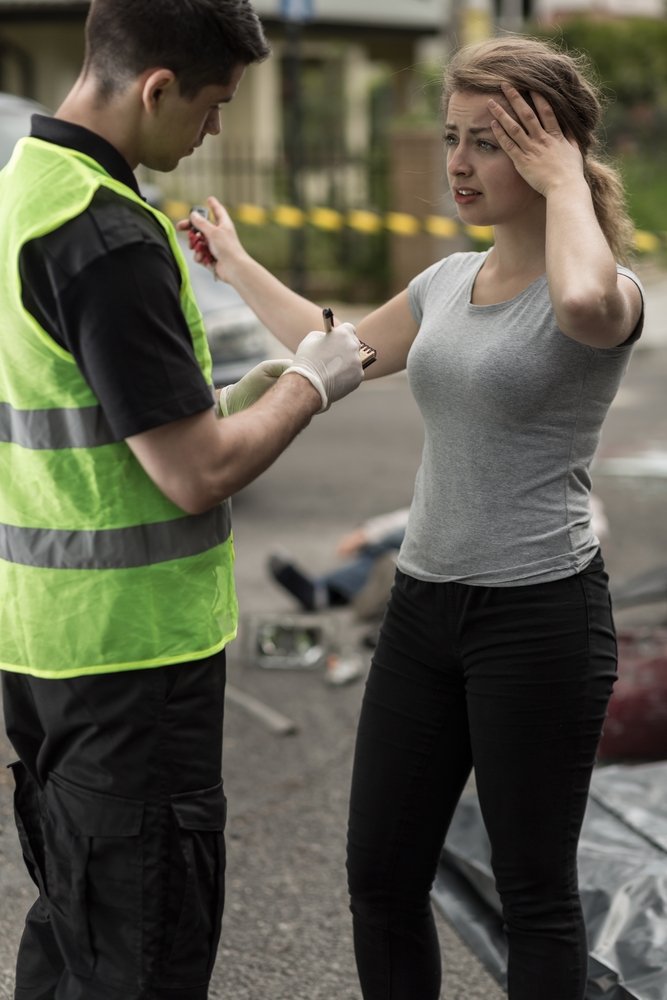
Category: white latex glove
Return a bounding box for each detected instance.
[285,322,364,412]
[217,359,293,417]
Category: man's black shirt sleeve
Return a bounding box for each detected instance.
[19,187,214,441]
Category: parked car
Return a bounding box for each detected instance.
[0,92,50,166]
[1,92,274,386]
[177,234,276,387]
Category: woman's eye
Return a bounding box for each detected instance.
[444,134,457,146]
[478,140,495,151]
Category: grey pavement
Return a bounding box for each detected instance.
[1,262,667,999]
[633,259,667,351]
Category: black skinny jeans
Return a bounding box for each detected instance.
[346,552,617,1000]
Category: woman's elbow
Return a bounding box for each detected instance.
[556,290,629,348]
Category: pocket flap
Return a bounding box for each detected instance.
[47,773,144,837]
[170,782,226,831]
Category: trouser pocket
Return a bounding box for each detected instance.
[43,772,144,985]
[159,782,227,986]
[11,762,71,998]
[10,761,47,895]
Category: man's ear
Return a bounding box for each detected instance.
[141,68,177,113]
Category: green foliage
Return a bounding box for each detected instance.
[535,17,667,243]
[537,17,667,108]
[390,62,443,129]
[619,150,667,237]
[236,221,390,302]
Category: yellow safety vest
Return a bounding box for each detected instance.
[0,136,237,678]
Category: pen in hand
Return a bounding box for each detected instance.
[321,306,377,369]
[323,307,334,333]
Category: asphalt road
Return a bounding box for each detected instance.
[1,269,666,999]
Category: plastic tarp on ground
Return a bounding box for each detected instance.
[433,762,667,999]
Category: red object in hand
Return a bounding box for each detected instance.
[188,228,216,266]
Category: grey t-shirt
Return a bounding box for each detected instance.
[398,250,643,586]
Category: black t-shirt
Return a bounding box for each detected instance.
[19,115,213,440]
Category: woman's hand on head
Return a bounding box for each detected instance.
[488,84,585,198]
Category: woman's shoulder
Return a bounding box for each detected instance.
[409,249,487,295]
[407,250,488,323]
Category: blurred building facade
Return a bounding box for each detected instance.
[1,1,664,160]
[534,0,664,18]
[458,0,664,39]
[0,1,444,201]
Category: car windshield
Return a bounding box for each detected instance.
[177,234,245,311]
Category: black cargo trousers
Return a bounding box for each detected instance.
[2,651,227,1000]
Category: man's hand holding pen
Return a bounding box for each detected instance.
[323,306,377,370]
[285,320,364,412]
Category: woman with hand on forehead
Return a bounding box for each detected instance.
[188,35,643,1000]
[343,37,643,1000]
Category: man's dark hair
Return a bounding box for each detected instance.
[83,0,270,99]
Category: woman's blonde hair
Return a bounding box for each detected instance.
[443,35,635,263]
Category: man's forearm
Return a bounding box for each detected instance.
[127,372,321,515]
[209,372,322,498]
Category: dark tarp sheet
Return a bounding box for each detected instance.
[433,762,667,999]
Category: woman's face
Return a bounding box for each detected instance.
[445,89,543,226]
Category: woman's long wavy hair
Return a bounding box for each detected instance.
[442,35,635,263]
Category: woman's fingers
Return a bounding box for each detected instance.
[529,90,563,136]
[496,82,562,138]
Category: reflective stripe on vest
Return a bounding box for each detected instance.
[0,401,115,448]
[0,505,231,569]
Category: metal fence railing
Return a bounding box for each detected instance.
[139,142,392,299]
[140,141,389,217]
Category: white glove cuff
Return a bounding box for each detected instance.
[216,386,231,419]
[283,365,328,413]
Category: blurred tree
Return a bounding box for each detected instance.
[537,17,667,114]
[536,17,667,238]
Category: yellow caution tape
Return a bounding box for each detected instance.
[161,199,663,254]
[385,212,422,236]
[424,215,459,238]
[309,206,345,231]
[633,230,662,254]
[272,204,307,229]
[346,209,384,234]
[163,199,191,222]
[464,224,494,243]
[236,203,268,226]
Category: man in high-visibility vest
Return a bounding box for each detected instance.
[0,1,364,996]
